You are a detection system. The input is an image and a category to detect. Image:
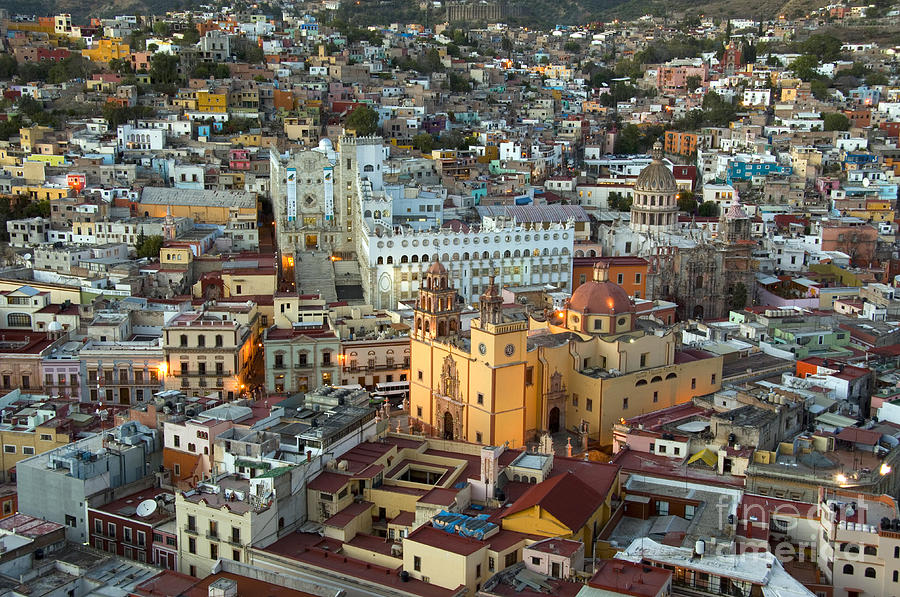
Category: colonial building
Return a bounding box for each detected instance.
[87,488,177,569]
[600,141,756,320]
[162,302,260,400]
[409,260,723,448]
[176,467,305,578]
[270,136,385,260]
[359,218,574,309]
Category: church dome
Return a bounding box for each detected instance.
[634,141,677,194]
[427,261,447,275]
[724,198,748,220]
[568,279,633,315]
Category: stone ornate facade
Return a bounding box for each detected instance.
[599,141,757,320]
[409,260,724,448]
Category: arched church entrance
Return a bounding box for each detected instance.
[443,411,454,440]
[548,407,560,433]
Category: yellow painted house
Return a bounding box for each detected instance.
[19,126,53,153]
[26,154,66,167]
[197,90,228,113]
[11,185,70,201]
[500,470,616,557]
[847,200,894,223]
[82,39,131,63]
[410,262,723,449]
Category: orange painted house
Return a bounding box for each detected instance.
[664,131,698,158]
[573,256,649,299]
[163,417,233,488]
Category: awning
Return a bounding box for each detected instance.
[687,448,718,468]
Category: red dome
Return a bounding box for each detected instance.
[427,261,447,275]
[568,280,633,315]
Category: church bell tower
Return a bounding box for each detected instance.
[413,261,460,341]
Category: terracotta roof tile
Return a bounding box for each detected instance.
[502,472,603,531]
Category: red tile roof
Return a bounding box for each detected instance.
[526,537,583,557]
[502,472,603,531]
[738,493,818,526]
[418,487,459,507]
[389,511,416,527]
[263,532,461,597]
[307,471,351,493]
[488,529,533,552]
[132,571,197,597]
[406,524,487,556]
[184,572,318,597]
[835,427,881,446]
[589,559,672,596]
[323,501,373,529]
[0,513,63,537]
[547,456,619,499]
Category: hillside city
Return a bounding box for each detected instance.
[0,1,896,596]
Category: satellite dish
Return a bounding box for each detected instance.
[136,499,158,517]
[863,178,871,187]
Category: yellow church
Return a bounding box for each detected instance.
[409,260,724,448]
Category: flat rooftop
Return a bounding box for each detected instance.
[140,187,256,209]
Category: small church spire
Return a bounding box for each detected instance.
[479,274,503,325]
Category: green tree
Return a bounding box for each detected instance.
[17,61,50,83]
[615,124,642,154]
[108,58,134,75]
[590,67,616,88]
[48,55,89,84]
[677,191,698,213]
[702,91,738,126]
[799,34,842,62]
[564,40,581,53]
[17,96,50,123]
[600,83,642,107]
[345,105,379,136]
[698,201,718,217]
[810,79,831,100]
[128,28,148,52]
[425,48,443,72]
[181,25,200,46]
[729,283,748,310]
[789,54,821,81]
[446,43,460,58]
[437,131,467,150]
[0,55,17,79]
[136,234,164,259]
[149,53,181,94]
[608,191,632,211]
[447,72,471,92]
[685,75,702,93]
[744,43,757,65]
[866,72,889,86]
[153,21,170,37]
[0,115,24,140]
[102,104,155,128]
[235,40,265,64]
[412,133,434,153]
[836,62,869,79]
[823,112,850,131]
